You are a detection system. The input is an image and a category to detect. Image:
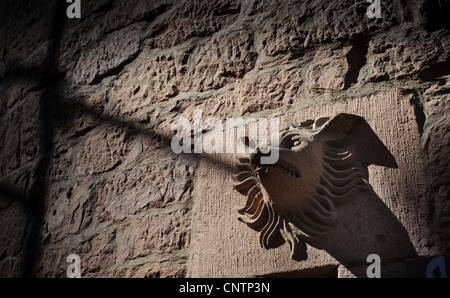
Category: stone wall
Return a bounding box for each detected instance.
[0,0,448,277]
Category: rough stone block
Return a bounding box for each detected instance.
[18,93,42,165]
[43,181,93,244]
[189,29,258,92]
[95,156,194,222]
[107,46,191,117]
[73,25,142,85]
[58,16,107,74]
[153,92,236,141]
[307,46,352,96]
[0,165,32,212]
[113,261,186,278]
[1,1,54,75]
[118,209,191,262]
[238,65,302,114]
[253,0,396,61]
[48,147,72,184]
[106,0,173,33]
[147,0,241,49]
[0,92,42,177]
[422,79,450,189]
[0,203,27,258]
[75,126,135,175]
[364,27,450,81]
[39,228,117,277]
[0,112,20,176]
[79,229,117,276]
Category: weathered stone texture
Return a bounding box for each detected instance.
[113,261,187,278]
[118,209,191,262]
[96,157,194,222]
[1,0,449,278]
[38,228,117,278]
[238,65,302,114]
[75,126,135,175]
[73,25,142,85]
[189,29,258,92]
[0,93,42,177]
[147,0,241,49]
[307,46,354,96]
[253,0,396,63]
[105,0,173,33]
[0,203,27,258]
[423,79,450,188]
[107,46,191,117]
[43,181,93,244]
[364,27,450,81]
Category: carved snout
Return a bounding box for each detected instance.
[250,146,272,166]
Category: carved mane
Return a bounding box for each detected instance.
[233,114,369,261]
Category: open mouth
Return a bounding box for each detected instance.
[257,161,300,179]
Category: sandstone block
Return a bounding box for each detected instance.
[105,0,173,33]
[75,126,134,175]
[0,111,20,176]
[238,65,302,114]
[254,0,396,61]
[147,0,241,49]
[43,181,93,244]
[422,79,450,189]
[58,16,107,74]
[113,261,186,278]
[79,229,117,276]
[73,25,142,85]
[118,209,191,262]
[364,27,450,81]
[153,92,236,144]
[38,247,67,278]
[0,165,32,212]
[107,46,191,117]
[0,203,27,258]
[39,229,117,277]
[18,94,42,165]
[48,144,74,183]
[2,41,52,108]
[435,186,450,250]
[0,92,42,177]
[189,90,430,277]
[307,46,353,96]
[1,2,54,72]
[95,157,194,222]
[189,29,258,92]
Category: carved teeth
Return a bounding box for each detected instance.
[266,162,300,178]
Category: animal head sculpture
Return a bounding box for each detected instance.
[232,113,373,261]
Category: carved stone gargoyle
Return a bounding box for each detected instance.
[232,113,397,261]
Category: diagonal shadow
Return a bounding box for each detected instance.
[0,1,233,276]
[309,118,418,277]
[20,0,67,278]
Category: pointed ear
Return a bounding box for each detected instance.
[316,113,364,140]
[318,113,398,169]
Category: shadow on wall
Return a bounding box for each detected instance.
[311,119,418,277]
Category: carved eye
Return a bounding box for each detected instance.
[291,136,302,150]
[280,133,302,150]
